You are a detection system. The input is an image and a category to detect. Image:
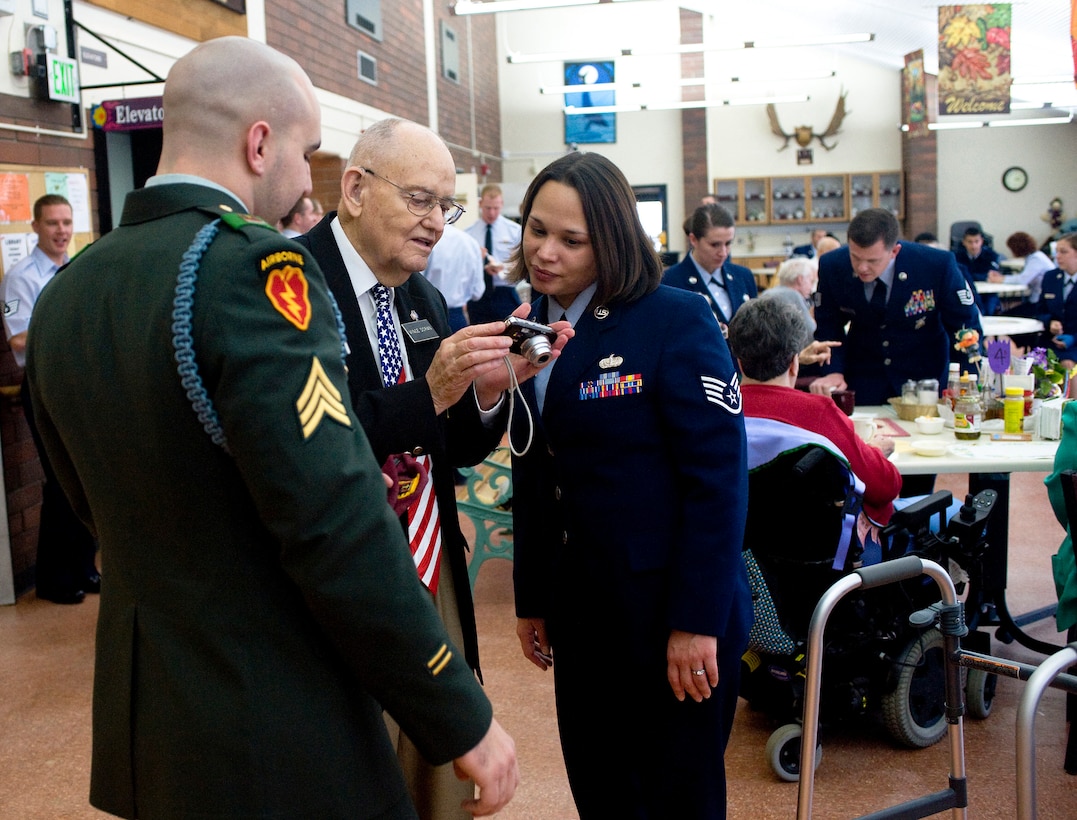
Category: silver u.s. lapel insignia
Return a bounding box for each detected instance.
[594,306,610,320]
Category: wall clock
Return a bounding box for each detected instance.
[1002,166,1028,192]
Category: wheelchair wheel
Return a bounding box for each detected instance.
[965,668,997,719]
[765,723,822,782]
[882,628,948,748]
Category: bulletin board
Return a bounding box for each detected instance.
[0,163,94,279]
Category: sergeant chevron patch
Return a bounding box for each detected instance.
[297,357,352,438]
[700,372,742,414]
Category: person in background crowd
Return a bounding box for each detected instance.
[1037,232,1077,373]
[955,225,1002,282]
[0,194,98,605]
[465,184,523,325]
[811,208,982,406]
[792,227,829,259]
[663,203,757,334]
[990,230,1054,306]
[25,37,518,819]
[279,194,319,237]
[509,151,751,819]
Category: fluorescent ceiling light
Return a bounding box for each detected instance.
[454,0,641,13]
[746,33,874,48]
[540,78,706,94]
[731,70,837,83]
[901,113,1074,131]
[508,33,875,63]
[565,94,809,114]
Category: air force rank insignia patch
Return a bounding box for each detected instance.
[2,299,18,318]
[297,357,352,438]
[701,372,742,414]
[957,287,975,306]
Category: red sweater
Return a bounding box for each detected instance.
[742,384,903,524]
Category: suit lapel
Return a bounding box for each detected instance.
[299,216,382,390]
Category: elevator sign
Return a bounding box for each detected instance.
[45,55,79,104]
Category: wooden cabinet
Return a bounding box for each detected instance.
[714,171,902,225]
[715,177,768,224]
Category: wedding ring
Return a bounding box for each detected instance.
[692,669,706,676]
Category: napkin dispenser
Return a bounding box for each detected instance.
[1036,397,1068,440]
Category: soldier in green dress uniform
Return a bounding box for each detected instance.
[26,36,517,820]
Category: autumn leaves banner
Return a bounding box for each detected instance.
[938,4,1012,116]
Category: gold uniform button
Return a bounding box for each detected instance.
[411,446,424,456]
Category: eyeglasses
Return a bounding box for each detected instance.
[360,167,465,225]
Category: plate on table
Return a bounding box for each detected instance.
[911,440,949,457]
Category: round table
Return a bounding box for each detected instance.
[980,316,1043,337]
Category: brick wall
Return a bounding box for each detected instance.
[268,0,431,126]
[679,8,707,220]
[0,93,97,596]
[267,3,503,182]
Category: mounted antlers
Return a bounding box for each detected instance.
[767,90,849,152]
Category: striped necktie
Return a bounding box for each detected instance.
[371,283,442,592]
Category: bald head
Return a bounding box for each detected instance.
[338,119,458,285]
[158,37,321,221]
[816,236,841,257]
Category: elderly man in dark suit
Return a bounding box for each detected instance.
[663,203,757,333]
[298,117,570,820]
[26,38,518,819]
[810,208,982,406]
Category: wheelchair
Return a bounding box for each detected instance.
[738,441,999,781]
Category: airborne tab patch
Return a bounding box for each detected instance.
[263,255,312,330]
[297,357,352,438]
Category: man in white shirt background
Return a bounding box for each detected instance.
[464,184,523,324]
[0,194,98,604]
[423,223,486,332]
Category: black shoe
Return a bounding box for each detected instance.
[37,588,86,605]
[83,573,101,594]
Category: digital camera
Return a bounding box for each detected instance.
[503,316,557,366]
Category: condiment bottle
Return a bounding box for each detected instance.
[1003,386,1025,434]
[946,364,962,409]
[954,383,982,441]
[902,380,919,405]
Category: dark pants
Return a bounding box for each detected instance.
[447,306,468,333]
[22,375,98,596]
[467,285,521,326]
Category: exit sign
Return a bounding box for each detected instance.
[45,55,79,103]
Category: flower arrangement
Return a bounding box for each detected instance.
[1028,347,1072,399]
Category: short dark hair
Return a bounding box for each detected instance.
[727,298,808,382]
[34,194,71,221]
[914,231,938,244]
[688,203,735,239]
[963,226,984,239]
[847,208,899,249]
[281,196,311,228]
[510,152,661,306]
[1006,231,1037,257]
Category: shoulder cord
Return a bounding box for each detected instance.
[171,220,350,455]
[173,220,230,454]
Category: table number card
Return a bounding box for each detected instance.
[986,340,1011,375]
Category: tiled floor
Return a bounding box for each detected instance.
[1,471,1075,818]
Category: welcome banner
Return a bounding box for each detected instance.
[938,4,1012,116]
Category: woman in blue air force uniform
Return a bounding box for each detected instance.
[508,152,752,820]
